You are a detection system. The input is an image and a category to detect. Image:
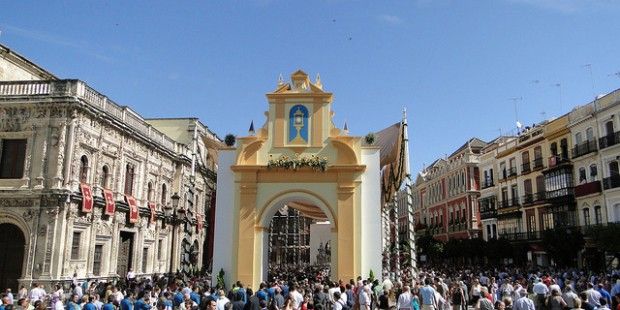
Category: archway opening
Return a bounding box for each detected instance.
[263,196,335,283]
[0,223,26,291]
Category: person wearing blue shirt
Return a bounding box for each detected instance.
[133,294,151,310]
[190,287,201,306]
[102,296,116,310]
[419,278,437,309]
[597,284,612,307]
[173,291,184,307]
[67,295,82,310]
[83,296,97,310]
[120,292,134,310]
[256,283,268,302]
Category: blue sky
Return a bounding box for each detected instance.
[1,0,620,174]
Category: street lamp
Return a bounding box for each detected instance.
[171,192,180,210]
[168,192,181,273]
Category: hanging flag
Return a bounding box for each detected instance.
[80,183,93,213]
[103,189,116,216]
[148,202,157,224]
[125,195,139,223]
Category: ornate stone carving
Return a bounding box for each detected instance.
[0,199,33,209]
[97,221,113,236]
[38,224,47,236]
[49,107,66,118]
[22,209,36,222]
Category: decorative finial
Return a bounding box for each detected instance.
[402,107,407,120]
[315,73,322,89]
[277,73,284,86]
[343,121,349,135]
[248,120,255,136]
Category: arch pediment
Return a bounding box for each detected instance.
[235,138,265,165]
[331,137,359,165]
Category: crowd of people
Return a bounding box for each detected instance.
[1,264,620,310]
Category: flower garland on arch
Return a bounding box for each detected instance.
[267,154,328,172]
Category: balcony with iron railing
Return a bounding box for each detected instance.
[499,169,507,181]
[532,157,544,170]
[448,221,468,232]
[521,192,546,205]
[479,196,497,219]
[547,155,571,169]
[499,230,542,241]
[603,175,620,190]
[545,187,575,201]
[599,131,620,150]
[508,167,518,177]
[481,179,495,189]
[575,180,602,197]
[480,208,497,220]
[521,162,531,174]
[572,140,598,159]
[498,198,521,209]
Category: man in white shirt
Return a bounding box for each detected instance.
[4,289,14,305]
[397,286,413,310]
[513,291,534,310]
[532,278,549,310]
[562,286,578,309]
[126,269,136,282]
[113,287,124,304]
[28,283,47,302]
[333,292,344,310]
[585,283,602,307]
[216,290,230,310]
[290,285,304,310]
[500,279,514,299]
[328,283,340,304]
[359,287,371,310]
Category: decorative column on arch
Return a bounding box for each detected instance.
[337,181,358,281]
[236,181,258,287]
[382,202,391,277]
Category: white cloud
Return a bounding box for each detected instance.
[377,14,404,25]
[1,24,114,63]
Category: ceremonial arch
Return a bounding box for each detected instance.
[213,70,383,288]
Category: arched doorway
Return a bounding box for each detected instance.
[0,223,26,291]
[266,203,333,282]
[256,192,337,286]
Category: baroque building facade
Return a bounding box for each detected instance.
[417,87,620,267]
[0,44,219,290]
[412,138,485,242]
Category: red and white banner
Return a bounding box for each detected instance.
[80,183,93,213]
[125,195,139,224]
[148,202,157,224]
[196,214,203,231]
[103,189,116,216]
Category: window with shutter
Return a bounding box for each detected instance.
[0,139,27,179]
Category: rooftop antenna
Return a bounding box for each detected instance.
[509,97,523,133]
[551,83,563,112]
[583,64,596,97]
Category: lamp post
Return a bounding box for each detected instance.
[167,193,180,273]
